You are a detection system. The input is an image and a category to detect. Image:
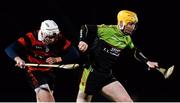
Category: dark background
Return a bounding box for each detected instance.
[0,0,179,102]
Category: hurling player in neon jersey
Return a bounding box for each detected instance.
[76,10,160,102]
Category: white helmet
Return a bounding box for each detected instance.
[38,20,60,41]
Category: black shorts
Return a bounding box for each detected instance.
[79,65,117,95]
[25,69,55,90]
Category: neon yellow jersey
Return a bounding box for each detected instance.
[97,24,134,49]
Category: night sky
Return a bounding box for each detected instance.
[0,0,179,102]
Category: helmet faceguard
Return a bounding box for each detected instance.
[117,10,138,30]
[38,20,60,41]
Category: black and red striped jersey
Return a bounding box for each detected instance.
[5,30,79,71]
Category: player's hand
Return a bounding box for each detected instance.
[78,41,88,52]
[14,57,25,68]
[146,61,158,70]
[46,57,62,64]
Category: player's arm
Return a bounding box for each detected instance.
[5,41,26,68]
[46,42,80,64]
[78,24,98,52]
[60,45,80,64]
[133,47,158,69]
[5,34,31,68]
[133,48,148,63]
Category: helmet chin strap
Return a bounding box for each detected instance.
[38,30,44,41]
[120,24,124,30]
[118,21,125,31]
[38,30,50,43]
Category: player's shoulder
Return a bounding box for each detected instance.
[97,24,116,28]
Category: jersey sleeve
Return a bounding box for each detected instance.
[80,24,98,45]
[5,33,32,60]
[61,45,80,64]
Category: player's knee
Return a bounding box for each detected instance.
[76,92,85,101]
[116,96,133,102]
[35,84,51,94]
[76,91,92,102]
[76,97,90,102]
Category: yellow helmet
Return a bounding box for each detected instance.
[117,10,138,26]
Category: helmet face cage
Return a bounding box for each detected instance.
[43,29,60,37]
[123,22,137,35]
